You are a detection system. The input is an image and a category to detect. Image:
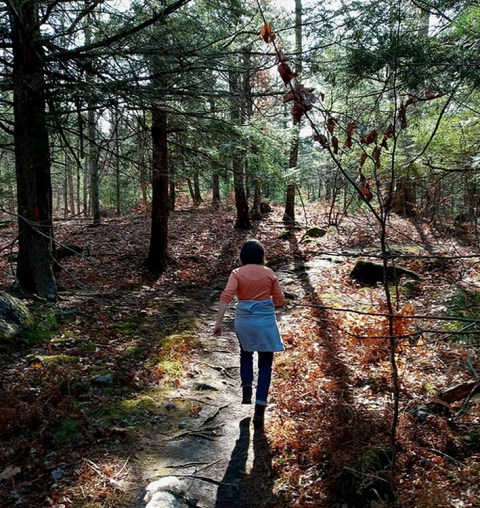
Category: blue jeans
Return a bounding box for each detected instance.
[240,348,274,406]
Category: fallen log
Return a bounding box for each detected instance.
[437,380,480,404]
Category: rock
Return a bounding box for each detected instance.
[350,260,419,286]
[56,243,83,259]
[260,199,272,214]
[303,226,327,239]
[194,382,218,391]
[92,373,114,385]
[401,279,421,298]
[51,467,64,480]
[0,319,21,340]
[0,291,34,340]
[146,491,180,508]
[145,477,183,502]
[144,476,185,507]
[164,401,176,411]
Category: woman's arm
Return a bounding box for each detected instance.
[213,302,229,336]
[271,276,285,306]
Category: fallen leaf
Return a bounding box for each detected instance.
[0,466,21,481]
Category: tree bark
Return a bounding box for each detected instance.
[251,177,262,220]
[169,162,176,212]
[229,70,250,230]
[146,104,169,272]
[88,107,100,225]
[212,173,221,208]
[137,114,149,210]
[283,0,302,224]
[9,0,56,299]
[193,171,202,205]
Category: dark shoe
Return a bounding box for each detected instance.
[253,404,266,426]
[242,386,252,404]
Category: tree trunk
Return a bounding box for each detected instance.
[137,114,149,210]
[212,173,221,208]
[169,163,176,212]
[113,109,121,216]
[193,171,202,205]
[251,177,262,220]
[229,70,250,230]
[9,0,57,300]
[85,17,100,225]
[146,104,169,272]
[67,155,75,216]
[63,157,69,218]
[88,108,100,225]
[283,0,302,224]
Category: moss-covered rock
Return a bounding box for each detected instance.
[0,291,34,340]
[304,226,327,239]
[350,260,419,286]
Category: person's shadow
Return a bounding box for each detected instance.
[215,418,278,508]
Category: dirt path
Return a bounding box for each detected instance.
[134,267,305,508]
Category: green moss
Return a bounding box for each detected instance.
[34,354,79,366]
[445,287,480,345]
[53,419,82,445]
[96,395,159,426]
[22,306,58,343]
[114,314,144,335]
[125,342,143,357]
[278,230,293,240]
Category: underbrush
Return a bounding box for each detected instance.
[0,291,201,507]
[446,286,480,346]
[269,288,480,507]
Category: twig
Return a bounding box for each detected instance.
[165,461,211,469]
[425,447,465,467]
[195,362,237,379]
[200,404,229,426]
[466,350,479,380]
[168,474,234,486]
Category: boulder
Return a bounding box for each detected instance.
[56,242,83,259]
[350,260,419,286]
[303,226,327,239]
[0,291,34,340]
[260,199,272,214]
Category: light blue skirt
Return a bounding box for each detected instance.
[234,299,284,352]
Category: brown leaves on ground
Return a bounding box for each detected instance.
[0,204,479,507]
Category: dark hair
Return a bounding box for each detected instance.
[240,239,265,265]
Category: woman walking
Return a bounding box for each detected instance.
[213,239,285,425]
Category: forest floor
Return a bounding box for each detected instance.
[0,203,480,507]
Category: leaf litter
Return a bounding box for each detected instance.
[0,204,478,507]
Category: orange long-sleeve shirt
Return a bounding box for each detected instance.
[220,264,285,306]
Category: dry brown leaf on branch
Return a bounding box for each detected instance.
[344,121,356,148]
[260,22,275,43]
[283,90,295,103]
[361,130,378,145]
[358,172,373,201]
[314,133,329,149]
[278,63,298,86]
[372,146,381,169]
[291,103,306,124]
[327,117,337,134]
[359,152,368,167]
[332,136,339,154]
[276,49,289,63]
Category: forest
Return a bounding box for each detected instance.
[0,0,479,506]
